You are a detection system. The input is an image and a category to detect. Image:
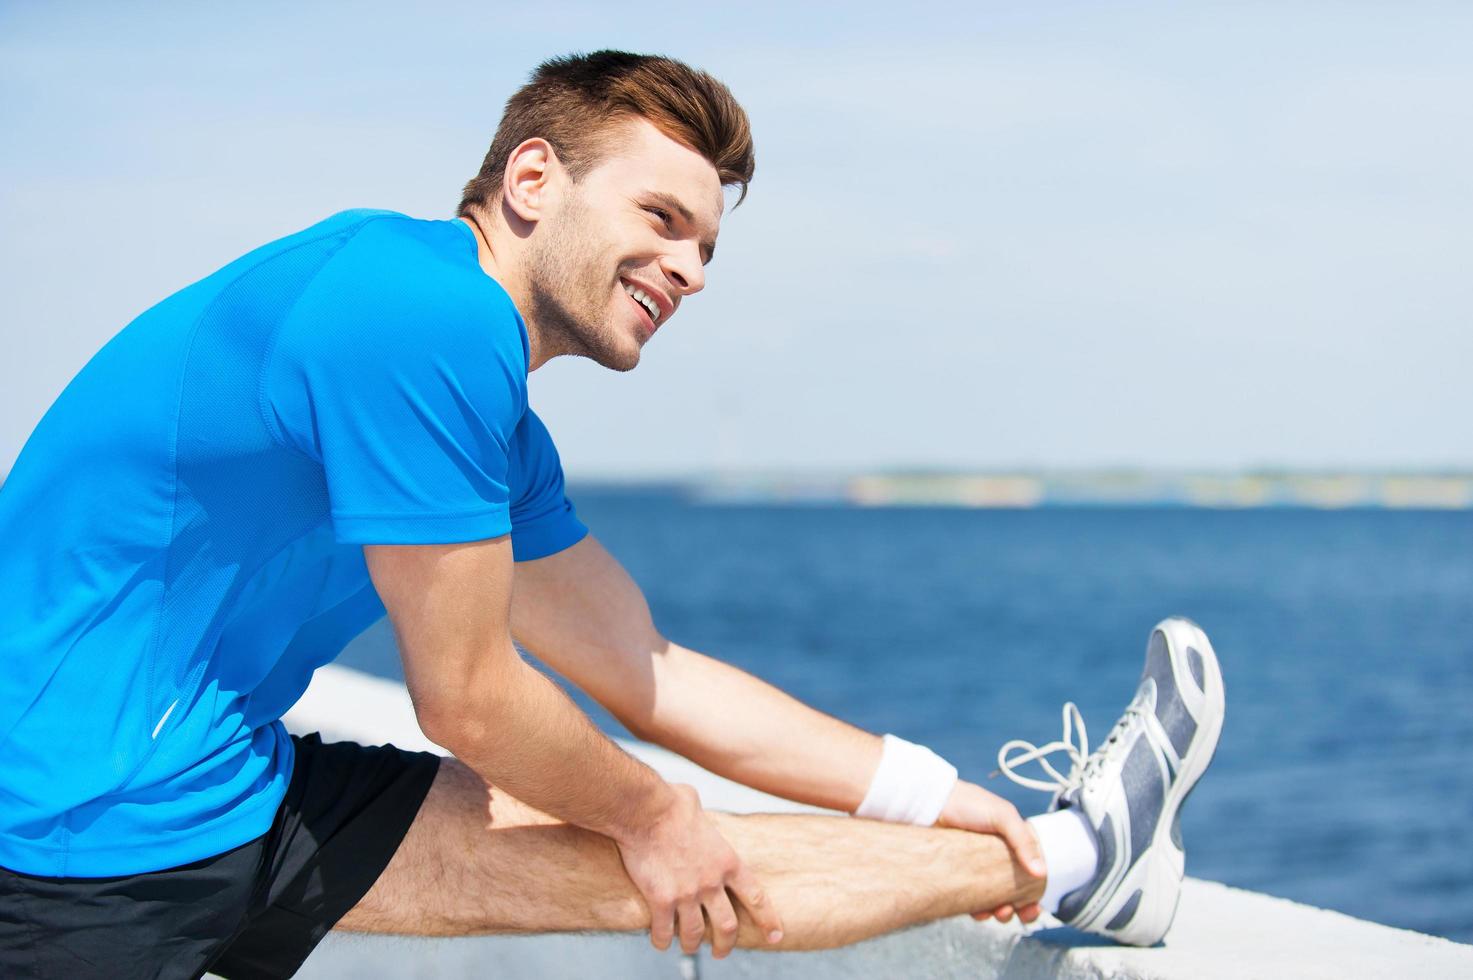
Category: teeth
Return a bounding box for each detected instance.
[623,282,660,322]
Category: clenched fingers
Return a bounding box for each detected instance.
[973,900,1044,924]
[704,887,741,959]
[677,899,705,954]
[728,864,784,946]
[649,898,675,951]
[998,806,1047,879]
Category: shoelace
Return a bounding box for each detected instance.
[995,694,1146,795]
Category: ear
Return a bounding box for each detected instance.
[501,138,561,223]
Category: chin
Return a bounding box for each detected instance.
[579,331,642,372]
[583,347,636,371]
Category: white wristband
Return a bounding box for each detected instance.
[853,734,959,826]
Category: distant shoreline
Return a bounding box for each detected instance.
[4,469,1470,510]
[568,470,1473,510]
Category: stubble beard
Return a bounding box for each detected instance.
[524,196,640,372]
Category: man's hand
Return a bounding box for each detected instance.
[614,783,784,958]
[937,780,1047,924]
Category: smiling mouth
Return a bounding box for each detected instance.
[622,280,661,323]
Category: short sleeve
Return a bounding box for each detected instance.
[264,225,530,545]
[508,408,588,562]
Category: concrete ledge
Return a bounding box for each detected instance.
[282,666,1473,979]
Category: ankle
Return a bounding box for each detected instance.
[1027,809,1099,913]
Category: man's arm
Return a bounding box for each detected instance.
[508,535,882,811]
[509,535,1047,889]
[364,538,784,956]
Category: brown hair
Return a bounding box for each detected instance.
[458,51,754,215]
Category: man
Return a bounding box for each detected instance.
[0,51,1225,978]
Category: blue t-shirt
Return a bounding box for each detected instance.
[0,210,587,877]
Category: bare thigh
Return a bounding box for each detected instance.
[335,758,647,937]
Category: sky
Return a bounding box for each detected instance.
[2,1,1469,478]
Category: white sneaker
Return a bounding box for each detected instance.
[998,617,1226,946]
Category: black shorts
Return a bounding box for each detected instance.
[0,733,441,980]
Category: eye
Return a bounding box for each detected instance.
[645,206,673,229]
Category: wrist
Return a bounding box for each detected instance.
[936,781,966,827]
[608,771,682,844]
[853,733,959,826]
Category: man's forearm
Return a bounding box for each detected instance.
[639,643,884,814]
[504,535,884,815]
[425,645,674,841]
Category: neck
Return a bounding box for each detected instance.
[458,209,557,370]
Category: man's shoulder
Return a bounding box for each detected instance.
[320,209,471,275]
[258,209,488,300]
[324,213,516,323]
[279,210,526,365]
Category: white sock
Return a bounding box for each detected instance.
[1028,808,1099,914]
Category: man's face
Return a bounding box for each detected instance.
[522,117,724,371]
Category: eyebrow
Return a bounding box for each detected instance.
[645,190,717,264]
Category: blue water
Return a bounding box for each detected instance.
[338,493,1473,944]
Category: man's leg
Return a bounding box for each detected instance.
[337,758,1043,951]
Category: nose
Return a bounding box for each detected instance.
[661,240,706,297]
